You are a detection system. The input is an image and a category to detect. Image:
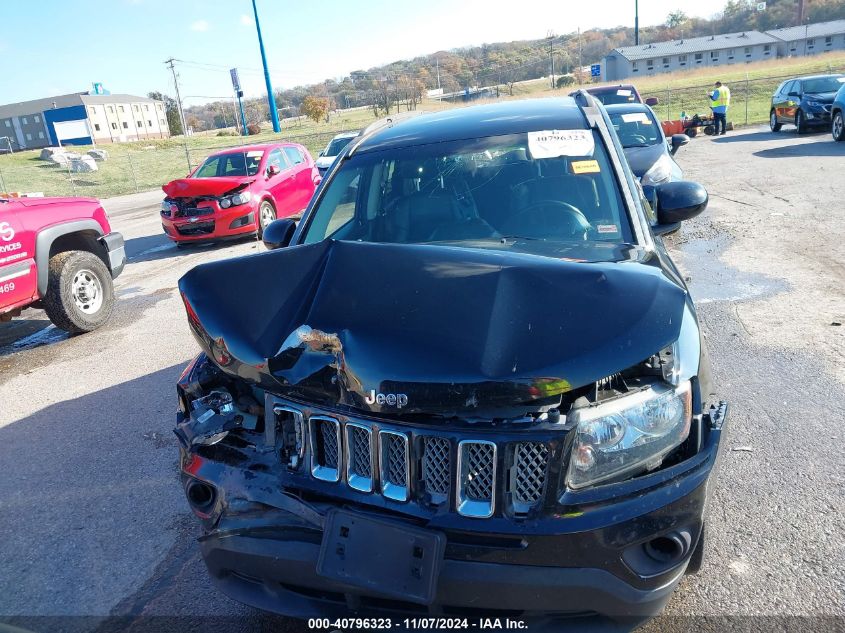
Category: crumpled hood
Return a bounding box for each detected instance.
[162,177,252,198]
[622,143,666,177]
[178,240,687,416]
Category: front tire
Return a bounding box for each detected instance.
[42,250,115,334]
[257,201,276,239]
[769,110,782,132]
[795,109,808,134]
[832,111,845,142]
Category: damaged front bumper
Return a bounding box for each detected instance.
[175,371,728,622]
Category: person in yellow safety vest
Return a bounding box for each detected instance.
[708,81,731,135]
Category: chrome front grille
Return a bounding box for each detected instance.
[422,436,451,503]
[272,401,552,518]
[511,442,550,514]
[457,440,497,518]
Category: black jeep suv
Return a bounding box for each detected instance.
[174,94,728,627]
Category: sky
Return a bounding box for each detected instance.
[0,0,715,106]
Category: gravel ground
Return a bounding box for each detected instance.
[0,127,843,633]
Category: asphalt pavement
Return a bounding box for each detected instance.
[0,127,843,633]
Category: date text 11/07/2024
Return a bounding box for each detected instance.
[307,617,529,630]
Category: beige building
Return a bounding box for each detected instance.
[0,91,171,150]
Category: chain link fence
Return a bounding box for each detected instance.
[639,64,845,127]
[0,130,338,199]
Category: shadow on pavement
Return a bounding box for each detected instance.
[752,140,843,158]
[125,234,260,264]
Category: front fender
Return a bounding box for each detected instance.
[34,220,104,296]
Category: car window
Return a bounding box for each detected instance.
[193,151,263,178]
[608,110,662,147]
[591,88,637,105]
[326,136,355,156]
[283,146,304,166]
[267,148,288,172]
[302,130,633,247]
[785,81,799,95]
[802,76,845,94]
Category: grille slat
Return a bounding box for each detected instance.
[379,431,409,502]
[457,440,497,518]
[310,417,341,482]
[422,436,451,503]
[345,423,374,493]
[512,442,549,513]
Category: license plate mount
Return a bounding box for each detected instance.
[317,509,445,605]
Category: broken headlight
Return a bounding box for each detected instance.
[219,191,252,209]
[567,380,692,489]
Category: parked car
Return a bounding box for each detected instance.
[0,196,125,332]
[315,131,359,176]
[161,143,320,245]
[769,74,845,133]
[571,83,659,106]
[605,103,688,185]
[831,82,845,142]
[174,95,727,625]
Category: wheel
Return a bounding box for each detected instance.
[686,126,698,138]
[769,110,782,132]
[703,124,715,136]
[685,524,706,575]
[832,111,845,142]
[257,201,276,239]
[42,250,115,334]
[795,109,808,134]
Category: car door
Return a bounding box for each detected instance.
[0,202,38,310]
[283,145,312,211]
[782,81,801,121]
[265,148,298,217]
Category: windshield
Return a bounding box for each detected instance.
[301,130,633,249]
[325,136,355,156]
[608,110,662,147]
[591,88,637,105]
[194,150,263,178]
[802,76,845,94]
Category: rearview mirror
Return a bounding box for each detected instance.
[262,218,296,250]
[645,97,659,106]
[670,134,690,155]
[643,181,708,236]
[267,164,280,177]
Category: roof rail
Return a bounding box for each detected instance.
[572,89,601,128]
[347,110,426,156]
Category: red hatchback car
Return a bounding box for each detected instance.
[161,143,320,245]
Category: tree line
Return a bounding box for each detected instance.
[158,0,845,133]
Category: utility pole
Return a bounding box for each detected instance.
[635,0,639,45]
[578,27,583,85]
[547,31,556,89]
[251,0,280,132]
[164,57,191,171]
[435,56,441,90]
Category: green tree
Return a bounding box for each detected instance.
[301,95,330,123]
[147,91,183,135]
[666,9,689,28]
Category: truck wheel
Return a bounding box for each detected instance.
[42,250,115,334]
[769,110,782,132]
[832,112,845,142]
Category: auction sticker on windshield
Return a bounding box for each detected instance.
[571,159,600,174]
[528,129,594,159]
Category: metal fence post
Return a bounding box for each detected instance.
[127,153,139,193]
[0,162,6,194]
[745,73,749,126]
[66,160,77,195]
[666,86,670,121]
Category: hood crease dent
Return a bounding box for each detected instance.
[178,240,687,416]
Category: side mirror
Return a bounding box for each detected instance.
[670,133,690,155]
[788,91,800,98]
[262,218,296,250]
[644,181,708,236]
[645,97,659,106]
[267,164,280,177]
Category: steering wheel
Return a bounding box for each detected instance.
[499,200,591,240]
[625,134,648,145]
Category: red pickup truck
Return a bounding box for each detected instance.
[0,196,125,333]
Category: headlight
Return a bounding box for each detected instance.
[640,154,672,186]
[231,191,252,206]
[567,380,692,489]
[219,197,232,209]
[806,100,822,108]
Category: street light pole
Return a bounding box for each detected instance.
[251,0,281,133]
[635,0,639,46]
